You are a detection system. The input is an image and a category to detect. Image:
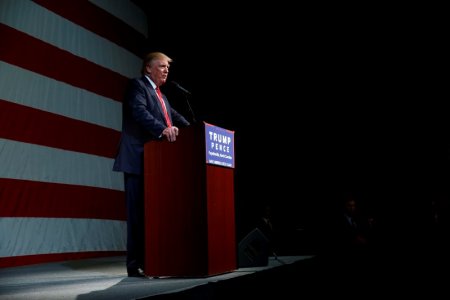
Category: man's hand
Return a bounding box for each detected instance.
[162,126,179,142]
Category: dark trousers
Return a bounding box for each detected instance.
[124,173,145,272]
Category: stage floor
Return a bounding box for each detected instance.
[0,255,314,299]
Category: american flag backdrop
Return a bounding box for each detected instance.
[0,0,148,268]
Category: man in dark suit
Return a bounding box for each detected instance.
[113,52,190,278]
[334,196,371,254]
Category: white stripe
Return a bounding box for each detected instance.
[0,0,141,78]
[0,62,122,131]
[0,138,124,191]
[89,0,148,38]
[0,217,126,257]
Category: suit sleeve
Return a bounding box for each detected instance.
[170,107,190,127]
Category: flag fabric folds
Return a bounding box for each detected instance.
[0,0,147,268]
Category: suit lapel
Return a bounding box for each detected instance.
[142,78,168,120]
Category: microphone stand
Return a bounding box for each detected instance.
[171,81,197,123]
[184,93,197,124]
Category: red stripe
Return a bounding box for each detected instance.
[0,251,126,268]
[0,178,125,220]
[33,0,146,58]
[0,99,120,158]
[0,23,128,102]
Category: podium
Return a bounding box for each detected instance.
[144,122,236,277]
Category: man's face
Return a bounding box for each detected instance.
[147,59,170,86]
[345,200,357,216]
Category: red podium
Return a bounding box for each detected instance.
[144,122,236,277]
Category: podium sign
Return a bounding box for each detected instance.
[205,122,235,168]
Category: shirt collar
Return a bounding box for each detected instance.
[144,75,157,90]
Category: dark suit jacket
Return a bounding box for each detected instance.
[113,77,190,175]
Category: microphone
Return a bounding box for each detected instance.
[171,81,192,95]
[170,80,196,123]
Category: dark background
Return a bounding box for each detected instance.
[133,2,447,252]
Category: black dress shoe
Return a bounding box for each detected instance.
[128,268,147,278]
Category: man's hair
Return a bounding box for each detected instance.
[141,52,173,75]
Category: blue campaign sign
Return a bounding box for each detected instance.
[204,122,235,168]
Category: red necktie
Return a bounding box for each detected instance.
[155,87,172,127]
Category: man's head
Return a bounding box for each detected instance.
[142,52,172,87]
[344,198,357,217]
